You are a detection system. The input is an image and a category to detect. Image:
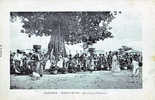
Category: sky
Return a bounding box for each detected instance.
[10,11,142,53]
[109,11,142,41]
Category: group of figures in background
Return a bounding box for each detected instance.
[10,45,142,78]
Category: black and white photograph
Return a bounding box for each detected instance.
[10,11,142,89]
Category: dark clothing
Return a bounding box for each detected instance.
[107,54,113,69]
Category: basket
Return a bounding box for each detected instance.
[33,45,41,50]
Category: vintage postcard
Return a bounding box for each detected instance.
[9,11,142,89]
[0,0,155,100]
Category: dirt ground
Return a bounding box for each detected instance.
[10,69,142,89]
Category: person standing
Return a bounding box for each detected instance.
[14,50,23,74]
[82,53,88,71]
[21,52,28,74]
[93,54,98,71]
[130,57,141,83]
[132,58,140,77]
[97,54,102,70]
[107,51,113,70]
[31,47,42,77]
[111,52,121,72]
[10,52,15,74]
[67,54,74,73]
[90,56,95,72]
[102,54,107,70]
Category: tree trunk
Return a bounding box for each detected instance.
[48,24,66,58]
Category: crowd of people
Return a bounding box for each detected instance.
[10,47,142,78]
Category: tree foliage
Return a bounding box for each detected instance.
[10,12,120,44]
[10,12,121,56]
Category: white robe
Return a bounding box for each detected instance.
[44,60,51,69]
[57,58,64,68]
[111,55,120,72]
[90,59,95,70]
[132,60,139,76]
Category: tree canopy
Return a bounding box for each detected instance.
[10,12,121,56]
[10,12,121,45]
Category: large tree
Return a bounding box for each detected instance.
[10,11,120,56]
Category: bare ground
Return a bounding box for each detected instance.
[10,70,142,89]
